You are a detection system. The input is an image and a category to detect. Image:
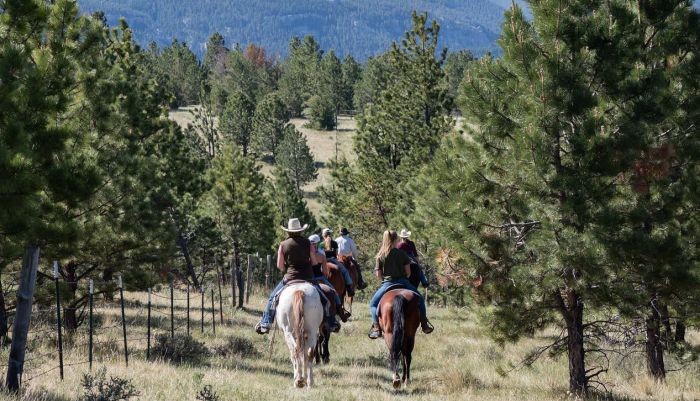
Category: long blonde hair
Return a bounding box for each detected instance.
[376,230,398,261]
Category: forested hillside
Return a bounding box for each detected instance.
[77,0,514,58]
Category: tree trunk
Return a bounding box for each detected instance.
[177,231,200,288]
[659,303,672,346]
[233,239,244,308]
[63,262,79,333]
[646,304,666,380]
[556,288,587,396]
[0,273,8,342]
[674,320,686,343]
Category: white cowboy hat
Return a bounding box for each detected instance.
[281,218,309,233]
[308,234,321,243]
[399,229,412,238]
[321,228,332,236]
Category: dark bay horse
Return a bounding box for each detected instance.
[378,288,420,389]
[338,255,359,312]
[315,274,340,364]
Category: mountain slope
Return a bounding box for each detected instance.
[78,0,514,59]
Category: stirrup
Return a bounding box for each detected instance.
[368,324,382,339]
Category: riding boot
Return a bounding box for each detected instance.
[368,323,382,339]
[255,321,270,334]
[327,316,341,332]
[337,305,351,322]
[420,317,434,334]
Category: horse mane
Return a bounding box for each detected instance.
[390,295,406,373]
[292,290,306,356]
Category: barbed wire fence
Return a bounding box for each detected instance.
[0,252,278,391]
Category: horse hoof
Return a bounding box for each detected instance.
[392,379,402,389]
[295,380,306,388]
[322,357,330,364]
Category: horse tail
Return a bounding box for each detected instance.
[292,290,305,356]
[390,295,406,372]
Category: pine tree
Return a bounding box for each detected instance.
[205,142,276,284]
[270,169,319,241]
[444,49,474,105]
[411,0,700,393]
[278,35,323,116]
[340,55,362,111]
[251,92,289,161]
[352,54,390,113]
[145,39,204,108]
[276,125,317,194]
[307,50,344,130]
[219,95,255,156]
[325,12,452,246]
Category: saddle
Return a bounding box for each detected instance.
[273,279,330,308]
[384,283,408,293]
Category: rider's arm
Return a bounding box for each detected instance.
[351,240,358,259]
[276,245,285,272]
[374,259,383,279]
[404,263,411,278]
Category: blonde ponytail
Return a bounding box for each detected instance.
[376,230,398,261]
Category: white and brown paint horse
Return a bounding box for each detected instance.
[277,282,324,388]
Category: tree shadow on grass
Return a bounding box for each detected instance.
[336,354,389,369]
[16,388,73,401]
[589,390,647,401]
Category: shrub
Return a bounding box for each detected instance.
[196,385,220,401]
[214,335,260,358]
[151,334,210,364]
[80,367,139,401]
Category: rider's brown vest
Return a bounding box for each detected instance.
[281,236,313,282]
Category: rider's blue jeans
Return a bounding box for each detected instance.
[369,278,426,324]
[315,275,342,305]
[260,280,332,328]
[328,257,353,286]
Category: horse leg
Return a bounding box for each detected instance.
[404,336,415,386]
[315,336,321,365]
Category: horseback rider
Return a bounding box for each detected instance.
[335,228,367,290]
[398,229,429,288]
[368,230,434,339]
[320,228,357,295]
[255,218,340,334]
[309,234,351,322]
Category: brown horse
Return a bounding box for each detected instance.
[378,288,420,389]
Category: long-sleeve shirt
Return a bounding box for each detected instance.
[335,235,358,259]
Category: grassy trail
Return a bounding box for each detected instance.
[2,288,698,401]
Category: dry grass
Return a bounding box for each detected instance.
[2,287,698,401]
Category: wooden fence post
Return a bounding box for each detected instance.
[245,255,252,304]
[217,270,223,324]
[118,275,128,366]
[5,246,40,392]
[53,261,64,381]
[89,279,94,370]
[147,288,151,359]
